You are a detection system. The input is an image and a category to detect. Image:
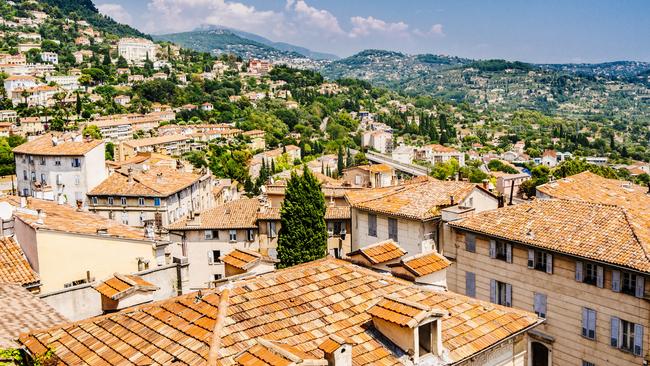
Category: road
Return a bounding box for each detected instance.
[350,149,428,177]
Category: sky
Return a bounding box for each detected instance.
[92,0,650,63]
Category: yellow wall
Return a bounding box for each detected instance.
[36,230,157,292]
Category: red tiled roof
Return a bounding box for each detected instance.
[0,236,38,286]
[93,273,158,300]
[348,240,406,265]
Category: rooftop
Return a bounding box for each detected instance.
[367,295,446,328]
[0,236,38,286]
[450,199,650,272]
[347,164,394,174]
[346,178,480,221]
[221,248,277,271]
[20,258,540,365]
[348,239,406,265]
[13,133,103,156]
[424,144,460,153]
[1,196,154,241]
[93,273,158,301]
[122,134,190,148]
[390,251,451,279]
[0,283,67,349]
[167,198,261,230]
[89,166,202,197]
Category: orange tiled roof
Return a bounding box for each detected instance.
[368,295,447,328]
[450,199,650,272]
[122,134,190,148]
[424,144,460,153]
[93,273,158,300]
[350,164,394,174]
[89,166,202,197]
[0,283,67,349]
[256,206,350,221]
[392,251,451,278]
[0,236,38,286]
[13,133,103,156]
[220,249,275,271]
[348,239,406,265]
[346,178,478,221]
[1,196,153,241]
[168,198,260,230]
[236,338,326,365]
[20,258,540,365]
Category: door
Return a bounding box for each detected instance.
[531,341,549,366]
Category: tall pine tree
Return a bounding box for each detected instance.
[337,145,344,176]
[277,166,327,268]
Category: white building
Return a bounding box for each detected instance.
[362,131,393,154]
[418,144,465,167]
[40,52,58,64]
[391,144,415,164]
[13,133,107,208]
[45,75,79,91]
[4,75,37,95]
[118,38,156,65]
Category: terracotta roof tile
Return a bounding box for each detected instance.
[236,338,326,365]
[94,273,158,300]
[393,251,451,278]
[0,236,38,286]
[167,198,260,230]
[450,199,650,272]
[0,283,67,349]
[346,178,478,221]
[257,206,350,221]
[368,295,447,328]
[221,249,263,270]
[122,135,190,148]
[424,144,460,153]
[89,166,201,197]
[348,240,406,265]
[21,258,541,365]
[13,133,103,156]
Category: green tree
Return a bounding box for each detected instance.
[82,125,101,139]
[105,141,115,161]
[337,145,344,176]
[277,166,327,268]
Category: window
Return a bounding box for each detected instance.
[354,175,361,185]
[490,279,511,307]
[107,197,114,205]
[368,213,377,237]
[582,361,595,366]
[269,222,277,238]
[229,229,237,241]
[622,272,642,296]
[528,249,552,274]
[534,293,547,318]
[154,197,161,206]
[613,271,645,298]
[209,250,221,264]
[582,308,596,340]
[205,230,218,240]
[39,157,45,165]
[74,175,80,185]
[40,173,46,184]
[54,159,61,166]
[246,229,254,242]
[91,197,97,205]
[612,317,644,356]
[120,197,127,205]
[138,197,145,206]
[31,172,36,182]
[489,240,512,262]
[23,170,27,180]
[465,272,476,298]
[121,211,128,225]
[213,274,222,280]
[388,218,398,241]
[576,261,604,288]
[71,158,81,168]
[465,233,476,253]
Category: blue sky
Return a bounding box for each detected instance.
[93,0,650,63]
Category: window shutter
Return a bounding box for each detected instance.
[576,261,583,282]
[465,272,476,298]
[465,233,476,253]
[505,283,512,307]
[506,243,513,263]
[527,249,534,268]
[582,308,589,337]
[534,293,546,318]
[635,276,645,298]
[588,309,596,339]
[596,266,604,288]
[612,270,621,292]
[611,317,620,347]
[634,324,643,356]
[207,250,213,264]
[489,240,496,258]
[545,253,553,274]
[490,279,496,303]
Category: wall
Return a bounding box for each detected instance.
[39,263,187,321]
[459,335,527,366]
[13,217,39,272]
[36,230,159,292]
[447,230,650,366]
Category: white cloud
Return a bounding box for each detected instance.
[97,3,133,25]
[349,16,409,38]
[289,0,345,36]
[414,23,445,38]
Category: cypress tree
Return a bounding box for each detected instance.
[337,145,344,176]
[277,166,327,268]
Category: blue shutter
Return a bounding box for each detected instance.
[534,293,547,318]
[611,317,620,347]
[588,309,596,339]
[612,270,621,292]
[490,279,496,303]
[635,276,645,298]
[505,283,512,307]
[527,249,534,268]
[506,243,513,263]
[545,253,553,274]
[489,240,496,258]
[634,324,643,356]
[596,266,604,288]
[582,308,589,337]
[575,261,583,282]
[465,272,476,298]
[465,233,476,253]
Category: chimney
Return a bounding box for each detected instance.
[318,335,352,366]
[449,195,454,205]
[156,172,163,184]
[36,209,45,225]
[20,196,27,208]
[647,182,650,194]
[482,179,488,189]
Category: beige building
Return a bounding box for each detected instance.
[166,198,261,289]
[446,195,650,366]
[117,37,156,65]
[116,135,198,161]
[3,196,170,293]
[417,144,466,167]
[87,165,214,228]
[21,257,544,366]
[342,163,397,188]
[347,177,499,256]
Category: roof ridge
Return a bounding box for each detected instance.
[620,209,650,265]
